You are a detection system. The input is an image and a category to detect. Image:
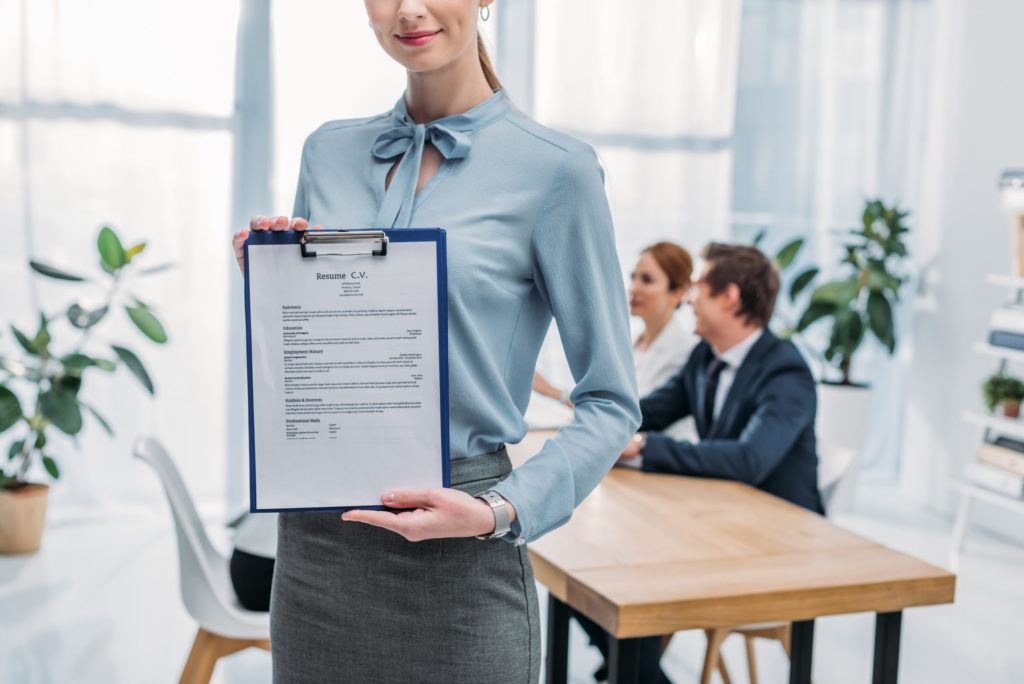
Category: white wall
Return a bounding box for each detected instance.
[902,0,1024,542]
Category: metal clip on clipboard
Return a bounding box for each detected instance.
[300,230,389,258]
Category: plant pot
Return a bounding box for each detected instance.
[816,382,872,514]
[0,484,49,554]
[1003,399,1021,419]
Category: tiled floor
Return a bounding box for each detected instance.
[1,481,1022,684]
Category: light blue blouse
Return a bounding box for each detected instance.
[293,90,640,542]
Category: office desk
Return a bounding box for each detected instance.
[507,432,956,684]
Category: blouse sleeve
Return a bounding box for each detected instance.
[489,145,641,543]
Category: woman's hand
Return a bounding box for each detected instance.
[533,371,572,407]
[232,215,317,274]
[342,488,516,542]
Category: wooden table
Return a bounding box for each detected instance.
[508,432,956,684]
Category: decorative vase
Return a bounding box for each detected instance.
[0,484,49,554]
[1003,399,1021,419]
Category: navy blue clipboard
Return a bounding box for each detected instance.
[243,228,450,513]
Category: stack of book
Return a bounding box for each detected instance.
[969,436,1024,498]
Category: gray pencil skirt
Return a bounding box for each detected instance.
[270,448,541,684]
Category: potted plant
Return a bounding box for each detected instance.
[0,227,169,554]
[982,373,1024,418]
[760,200,911,511]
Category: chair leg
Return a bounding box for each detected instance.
[744,635,758,684]
[780,624,792,658]
[179,627,271,684]
[700,628,732,684]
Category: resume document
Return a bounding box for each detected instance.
[246,238,445,510]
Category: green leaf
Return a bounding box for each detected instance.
[67,303,109,329]
[125,303,168,344]
[11,325,38,355]
[61,353,98,371]
[752,229,767,247]
[863,199,886,230]
[111,345,154,395]
[138,262,175,276]
[775,238,804,270]
[29,260,87,282]
[39,389,83,435]
[34,432,45,449]
[42,455,60,479]
[867,291,895,353]
[796,302,835,332]
[0,386,23,432]
[32,313,51,350]
[80,402,114,436]
[97,226,126,271]
[55,374,83,396]
[124,242,146,263]
[94,358,117,372]
[789,267,819,301]
[810,280,858,306]
[8,439,25,461]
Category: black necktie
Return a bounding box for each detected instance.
[704,356,727,427]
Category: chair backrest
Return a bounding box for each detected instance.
[133,436,261,635]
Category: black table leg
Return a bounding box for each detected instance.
[545,594,570,684]
[608,636,641,684]
[789,619,815,684]
[873,611,903,684]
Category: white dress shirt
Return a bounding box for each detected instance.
[710,328,764,421]
[621,327,766,469]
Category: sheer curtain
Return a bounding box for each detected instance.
[511,0,744,387]
[0,0,242,516]
[730,0,935,476]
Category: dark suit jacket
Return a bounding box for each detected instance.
[640,330,823,513]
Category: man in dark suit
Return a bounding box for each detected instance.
[619,242,823,513]
[580,243,821,684]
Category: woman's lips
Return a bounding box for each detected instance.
[397,30,441,47]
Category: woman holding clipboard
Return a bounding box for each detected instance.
[231,1,640,681]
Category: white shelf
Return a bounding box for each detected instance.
[973,342,1024,363]
[986,274,1024,289]
[961,410,1024,439]
[952,479,1024,515]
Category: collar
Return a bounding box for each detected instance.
[371,89,509,228]
[715,327,764,369]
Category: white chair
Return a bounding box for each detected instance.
[133,437,270,684]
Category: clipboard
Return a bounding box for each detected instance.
[243,228,450,513]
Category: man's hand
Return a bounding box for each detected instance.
[618,432,646,462]
[342,488,517,542]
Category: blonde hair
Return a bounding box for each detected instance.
[477,35,501,90]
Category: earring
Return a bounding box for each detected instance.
[479,4,490,21]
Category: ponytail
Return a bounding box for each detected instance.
[477,35,502,90]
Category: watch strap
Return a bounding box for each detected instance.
[474,490,511,540]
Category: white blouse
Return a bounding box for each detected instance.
[633,317,700,442]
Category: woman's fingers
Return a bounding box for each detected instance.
[341,488,498,541]
[232,229,250,274]
[249,215,271,230]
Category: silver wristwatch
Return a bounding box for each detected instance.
[474,490,511,540]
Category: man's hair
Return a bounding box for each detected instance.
[700,243,780,327]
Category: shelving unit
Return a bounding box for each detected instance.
[949,276,1024,570]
